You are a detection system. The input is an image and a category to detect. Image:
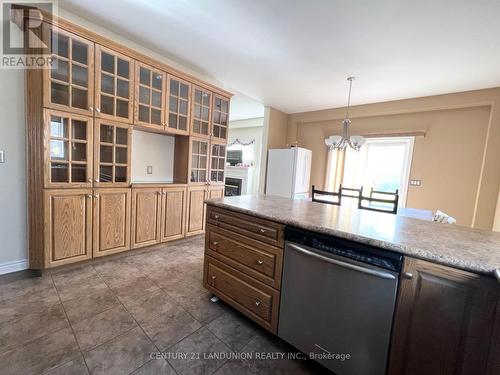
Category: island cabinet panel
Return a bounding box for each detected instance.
[206,224,283,289]
[388,257,499,375]
[43,27,95,116]
[131,188,162,248]
[44,189,93,268]
[207,206,284,247]
[161,186,186,241]
[93,188,131,257]
[204,255,280,334]
[487,295,500,374]
[186,185,208,236]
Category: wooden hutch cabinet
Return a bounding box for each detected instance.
[24,13,231,270]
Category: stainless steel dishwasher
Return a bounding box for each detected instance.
[278,227,402,375]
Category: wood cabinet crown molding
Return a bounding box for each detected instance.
[23,8,233,99]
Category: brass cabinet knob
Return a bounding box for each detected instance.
[255,300,261,307]
[403,272,414,280]
[256,260,264,265]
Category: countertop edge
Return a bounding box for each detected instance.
[206,200,499,278]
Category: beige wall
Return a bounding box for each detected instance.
[288,88,500,230]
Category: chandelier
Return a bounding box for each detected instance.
[325,77,365,151]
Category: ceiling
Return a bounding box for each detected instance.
[59,0,500,114]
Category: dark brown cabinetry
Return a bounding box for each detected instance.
[389,258,499,375]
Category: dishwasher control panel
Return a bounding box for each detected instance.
[285,226,402,272]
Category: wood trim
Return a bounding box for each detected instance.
[43,109,94,189]
[133,61,167,129]
[94,44,135,124]
[42,25,95,116]
[32,10,232,98]
[26,46,45,269]
[92,187,131,257]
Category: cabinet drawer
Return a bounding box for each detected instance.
[204,256,279,333]
[207,206,284,247]
[206,225,283,289]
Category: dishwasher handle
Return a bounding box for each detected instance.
[287,242,397,280]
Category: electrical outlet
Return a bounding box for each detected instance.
[147,166,153,174]
[0,150,4,163]
[410,179,422,186]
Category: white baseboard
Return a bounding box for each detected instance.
[0,259,28,275]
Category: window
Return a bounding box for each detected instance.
[328,137,414,207]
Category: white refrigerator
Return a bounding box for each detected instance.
[265,147,312,199]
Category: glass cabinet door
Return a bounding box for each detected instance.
[212,95,230,141]
[95,46,134,123]
[44,28,94,115]
[190,138,209,184]
[94,120,131,186]
[135,63,165,128]
[44,110,93,188]
[191,86,211,138]
[166,76,190,135]
[210,143,226,184]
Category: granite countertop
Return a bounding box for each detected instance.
[206,195,500,278]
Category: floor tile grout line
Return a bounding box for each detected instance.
[48,272,92,375]
[93,265,182,375]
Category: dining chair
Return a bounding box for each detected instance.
[311,185,342,205]
[359,188,399,214]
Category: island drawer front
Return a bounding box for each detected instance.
[207,206,284,247]
[206,225,283,289]
[204,256,279,333]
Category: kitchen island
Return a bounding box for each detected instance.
[203,195,499,375]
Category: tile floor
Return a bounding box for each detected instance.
[0,236,330,375]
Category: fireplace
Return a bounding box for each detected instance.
[225,177,242,196]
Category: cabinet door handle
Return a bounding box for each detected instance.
[86,194,92,199]
[88,178,93,183]
[95,107,101,113]
[94,194,99,198]
[403,272,413,280]
[254,300,261,307]
[259,228,266,233]
[212,241,219,247]
[89,106,94,111]
[213,214,220,219]
[211,275,216,280]
[95,178,99,182]
[256,260,264,265]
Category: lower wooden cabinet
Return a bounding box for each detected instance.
[388,257,499,375]
[186,185,208,236]
[208,185,224,199]
[44,189,93,267]
[131,187,162,249]
[161,186,186,241]
[93,188,131,257]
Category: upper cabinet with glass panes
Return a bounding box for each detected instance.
[44,109,93,188]
[191,87,211,138]
[134,63,165,129]
[166,76,190,135]
[212,95,230,141]
[95,46,134,123]
[44,28,94,115]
